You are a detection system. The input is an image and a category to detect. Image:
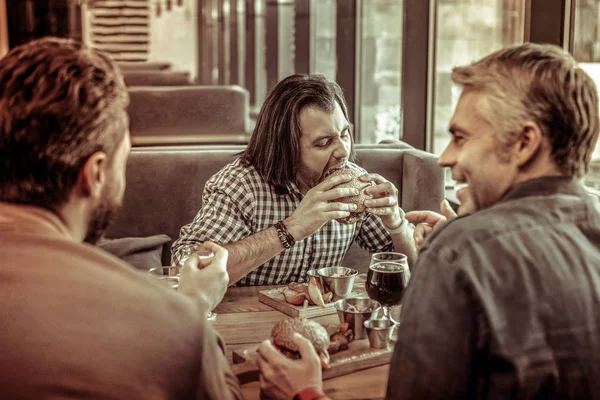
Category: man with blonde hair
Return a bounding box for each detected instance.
[256,42,600,399]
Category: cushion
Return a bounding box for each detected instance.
[97,234,171,271]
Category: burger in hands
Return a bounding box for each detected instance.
[270,318,331,369]
[321,165,375,224]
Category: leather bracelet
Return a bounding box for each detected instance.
[275,220,296,249]
[384,209,408,235]
[293,387,327,400]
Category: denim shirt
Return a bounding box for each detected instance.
[387,177,600,399]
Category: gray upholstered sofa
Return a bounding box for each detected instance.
[105,143,445,272]
[122,70,192,87]
[127,86,251,146]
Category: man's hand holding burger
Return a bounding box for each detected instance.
[360,173,418,267]
[360,173,403,229]
[257,333,325,400]
[284,172,360,241]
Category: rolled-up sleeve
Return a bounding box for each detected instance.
[386,249,479,399]
[171,173,255,266]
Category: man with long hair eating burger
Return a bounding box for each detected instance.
[172,74,417,286]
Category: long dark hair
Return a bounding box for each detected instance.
[241,74,355,193]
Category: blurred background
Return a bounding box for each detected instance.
[1,0,600,191]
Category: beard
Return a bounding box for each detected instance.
[295,163,323,192]
[83,193,121,245]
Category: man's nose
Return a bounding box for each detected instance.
[438,144,454,167]
[332,137,350,160]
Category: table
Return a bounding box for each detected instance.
[212,285,392,400]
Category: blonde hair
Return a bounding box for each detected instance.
[452,42,599,178]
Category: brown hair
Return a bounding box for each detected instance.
[240,74,355,193]
[452,42,599,178]
[0,37,129,210]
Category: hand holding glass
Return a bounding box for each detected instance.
[148,266,181,289]
[179,245,218,321]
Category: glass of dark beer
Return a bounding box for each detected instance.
[365,253,410,324]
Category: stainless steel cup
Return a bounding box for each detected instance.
[334,297,381,339]
[317,266,358,299]
[364,319,394,349]
[306,269,323,286]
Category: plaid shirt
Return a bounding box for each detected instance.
[171,158,393,286]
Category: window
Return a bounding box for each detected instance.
[431,0,526,190]
[358,0,403,144]
[310,0,336,81]
[573,0,600,190]
[431,0,526,156]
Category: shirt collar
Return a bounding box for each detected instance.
[0,202,74,240]
[499,175,589,204]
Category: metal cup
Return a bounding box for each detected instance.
[364,319,394,349]
[317,266,358,299]
[334,297,382,339]
[306,269,323,286]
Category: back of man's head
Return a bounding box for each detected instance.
[0,37,129,211]
[451,42,599,178]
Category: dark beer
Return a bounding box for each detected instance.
[366,262,410,307]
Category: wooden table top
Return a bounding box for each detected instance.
[212,284,391,400]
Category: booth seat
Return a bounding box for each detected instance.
[105,144,445,272]
[127,85,251,146]
[117,61,172,71]
[122,70,192,87]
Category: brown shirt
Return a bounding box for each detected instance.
[0,203,242,400]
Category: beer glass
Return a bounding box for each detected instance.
[366,252,410,324]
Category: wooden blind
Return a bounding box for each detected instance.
[89,0,149,62]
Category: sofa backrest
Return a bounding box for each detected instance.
[127,85,251,146]
[123,70,191,86]
[105,144,445,268]
[117,61,172,72]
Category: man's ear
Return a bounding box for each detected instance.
[515,121,544,168]
[78,152,108,199]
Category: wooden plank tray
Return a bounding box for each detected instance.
[230,338,393,384]
[258,281,367,318]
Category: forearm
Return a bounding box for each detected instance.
[222,226,286,285]
[391,224,418,269]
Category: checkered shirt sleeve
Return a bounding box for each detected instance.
[171,159,256,266]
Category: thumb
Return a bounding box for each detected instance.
[413,226,424,246]
[182,253,201,271]
[292,333,318,361]
[440,199,457,220]
[200,242,229,269]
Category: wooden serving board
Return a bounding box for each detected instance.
[258,286,366,318]
[230,338,393,384]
